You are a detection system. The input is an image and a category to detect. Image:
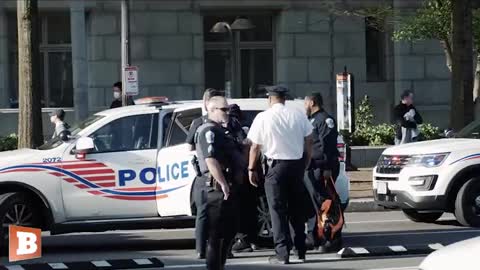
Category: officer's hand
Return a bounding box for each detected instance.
[249,170,258,187]
[220,183,230,200]
[323,170,332,179]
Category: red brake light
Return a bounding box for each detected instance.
[134,96,170,105]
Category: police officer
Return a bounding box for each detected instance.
[186,88,225,259]
[195,96,239,270]
[304,93,341,251]
[247,86,313,264]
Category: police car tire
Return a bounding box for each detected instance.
[0,192,41,256]
[455,178,480,228]
[402,209,443,223]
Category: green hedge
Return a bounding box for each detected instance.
[0,134,18,151]
[344,95,441,146]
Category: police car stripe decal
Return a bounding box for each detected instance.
[450,153,480,165]
[99,185,187,196]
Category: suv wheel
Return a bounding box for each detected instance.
[0,192,41,256]
[455,178,480,227]
[256,195,273,243]
[402,209,443,223]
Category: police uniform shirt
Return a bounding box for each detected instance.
[197,121,233,168]
[310,110,339,169]
[247,103,313,160]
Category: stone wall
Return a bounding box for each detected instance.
[86,1,204,112]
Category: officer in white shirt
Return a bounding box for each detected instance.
[247,86,313,265]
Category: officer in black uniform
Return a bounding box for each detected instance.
[186,88,225,259]
[303,92,341,251]
[195,96,239,270]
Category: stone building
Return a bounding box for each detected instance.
[0,0,452,137]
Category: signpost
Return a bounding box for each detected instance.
[124,66,139,96]
[336,67,355,170]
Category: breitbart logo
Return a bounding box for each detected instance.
[9,225,42,262]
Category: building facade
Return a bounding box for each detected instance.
[0,0,452,137]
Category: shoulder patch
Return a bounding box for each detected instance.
[205,130,215,144]
[326,118,335,129]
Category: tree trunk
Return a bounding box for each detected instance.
[17,0,43,149]
[441,40,453,72]
[450,0,474,130]
[474,53,480,101]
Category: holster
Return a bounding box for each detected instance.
[191,156,202,177]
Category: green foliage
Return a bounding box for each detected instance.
[0,134,18,152]
[349,96,441,146]
[392,0,452,42]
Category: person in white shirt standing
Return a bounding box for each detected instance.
[247,86,313,265]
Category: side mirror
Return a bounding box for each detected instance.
[75,137,94,159]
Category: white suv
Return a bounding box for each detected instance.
[373,123,480,227]
[0,98,349,251]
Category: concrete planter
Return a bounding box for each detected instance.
[350,145,390,168]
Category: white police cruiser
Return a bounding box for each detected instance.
[0,97,349,248]
[373,122,480,227]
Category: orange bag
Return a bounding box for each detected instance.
[316,176,345,242]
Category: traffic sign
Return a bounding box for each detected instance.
[124,66,139,96]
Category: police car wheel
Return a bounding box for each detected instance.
[257,195,273,241]
[455,178,480,227]
[402,209,443,223]
[0,192,41,255]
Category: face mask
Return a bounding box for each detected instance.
[50,116,56,123]
[114,92,121,99]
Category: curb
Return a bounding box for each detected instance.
[337,243,444,258]
[0,257,164,270]
[344,198,394,212]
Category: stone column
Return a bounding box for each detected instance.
[0,7,9,108]
[70,0,89,121]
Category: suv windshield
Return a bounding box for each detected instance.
[38,115,105,150]
[456,121,480,139]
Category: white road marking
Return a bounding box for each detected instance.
[134,259,153,265]
[362,267,419,270]
[347,217,453,224]
[389,246,408,252]
[48,263,68,269]
[91,261,111,267]
[351,247,370,254]
[428,243,444,250]
[344,229,480,238]
[5,266,25,270]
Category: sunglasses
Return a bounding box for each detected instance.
[216,107,229,113]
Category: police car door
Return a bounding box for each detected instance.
[61,113,160,219]
[156,106,201,217]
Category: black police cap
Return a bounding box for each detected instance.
[265,85,289,97]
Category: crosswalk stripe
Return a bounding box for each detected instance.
[91,261,111,267]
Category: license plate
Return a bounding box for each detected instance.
[377,182,388,195]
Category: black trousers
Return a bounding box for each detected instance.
[264,159,308,260]
[193,176,208,255]
[205,184,238,270]
[304,162,341,242]
[235,182,259,244]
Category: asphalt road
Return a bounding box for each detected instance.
[2,211,480,270]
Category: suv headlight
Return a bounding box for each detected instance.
[406,153,449,168]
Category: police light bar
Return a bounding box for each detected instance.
[134,96,170,105]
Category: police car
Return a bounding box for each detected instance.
[0,97,349,249]
[373,122,480,227]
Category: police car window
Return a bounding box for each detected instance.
[89,113,158,153]
[167,109,202,146]
[457,120,480,138]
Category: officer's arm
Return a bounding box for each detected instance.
[248,143,261,170]
[304,135,313,168]
[186,118,202,151]
[205,158,228,188]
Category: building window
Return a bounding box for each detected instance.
[365,17,386,82]
[203,14,274,98]
[7,12,72,108]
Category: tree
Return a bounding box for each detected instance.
[17,0,43,148]
[392,0,478,128]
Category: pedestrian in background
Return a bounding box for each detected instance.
[186,88,225,259]
[110,81,134,108]
[394,90,423,145]
[247,86,313,264]
[303,93,342,252]
[49,109,70,141]
[194,96,239,270]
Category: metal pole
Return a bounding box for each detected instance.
[229,28,235,99]
[121,0,130,106]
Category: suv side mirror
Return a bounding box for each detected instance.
[75,137,94,159]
